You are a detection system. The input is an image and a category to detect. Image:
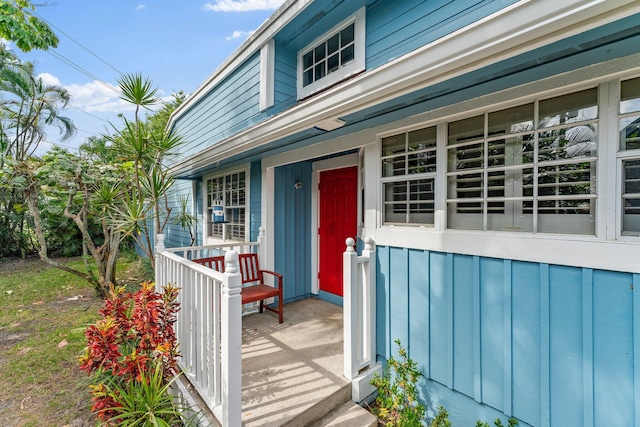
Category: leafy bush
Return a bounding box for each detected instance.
[430,406,452,427]
[79,281,188,424]
[428,405,519,427]
[476,418,519,427]
[371,339,425,426]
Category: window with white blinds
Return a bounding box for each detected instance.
[620,77,640,234]
[381,126,436,225]
[205,170,247,241]
[447,88,598,234]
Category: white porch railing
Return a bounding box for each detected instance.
[155,233,259,427]
[343,237,381,402]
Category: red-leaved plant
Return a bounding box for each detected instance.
[79,281,181,423]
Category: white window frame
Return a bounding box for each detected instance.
[376,76,640,241]
[380,125,438,227]
[617,75,640,237]
[296,7,365,100]
[203,167,250,244]
[445,89,599,235]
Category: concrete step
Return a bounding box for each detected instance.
[280,382,351,427]
[309,400,378,427]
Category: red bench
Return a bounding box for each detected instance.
[193,253,283,323]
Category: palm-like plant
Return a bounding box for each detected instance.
[0,60,75,160]
[106,73,184,268]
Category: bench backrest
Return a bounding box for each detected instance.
[193,253,261,285]
[238,253,261,285]
[192,256,225,272]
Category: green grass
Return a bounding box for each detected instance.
[0,256,150,426]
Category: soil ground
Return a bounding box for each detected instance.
[0,256,150,427]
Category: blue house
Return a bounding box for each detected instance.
[161,0,640,425]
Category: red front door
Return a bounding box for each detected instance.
[319,166,358,297]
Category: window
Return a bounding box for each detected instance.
[447,88,598,234]
[297,8,365,99]
[619,77,640,234]
[381,126,437,225]
[205,170,247,241]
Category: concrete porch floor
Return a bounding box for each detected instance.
[240,298,375,427]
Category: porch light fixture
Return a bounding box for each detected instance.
[314,118,345,132]
[295,181,303,189]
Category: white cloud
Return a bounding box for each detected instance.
[225,30,254,41]
[36,73,133,114]
[203,0,285,12]
[0,38,14,51]
[136,4,145,10]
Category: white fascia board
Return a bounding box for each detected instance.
[171,0,640,175]
[167,0,312,131]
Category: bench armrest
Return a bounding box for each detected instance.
[259,269,283,288]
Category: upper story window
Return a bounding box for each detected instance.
[297,7,365,100]
[619,77,640,235]
[447,88,598,235]
[205,170,247,242]
[381,126,437,226]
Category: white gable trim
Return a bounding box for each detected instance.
[168,0,312,128]
[171,0,640,176]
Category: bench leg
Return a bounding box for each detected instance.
[259,300,264,313]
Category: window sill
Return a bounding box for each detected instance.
[373,227,640,274]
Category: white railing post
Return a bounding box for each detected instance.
[221,251,242,427]
[155,233,165,290]
[257,226,266,265]
[362,237,376,374]
[343,237,358,380]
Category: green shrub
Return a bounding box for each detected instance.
[430,406,452,427]
[371,339,425,426]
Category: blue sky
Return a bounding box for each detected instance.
[12,0,286,153]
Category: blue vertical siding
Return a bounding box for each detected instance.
[512,261,541,426]
[453,255,474,397]
[274,162,312,302]
[249,160,261,241]
[377,247,639,426]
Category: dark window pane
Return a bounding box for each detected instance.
[539,88,598,127]
[382,134,404,156]
[341,24,354,46]
[303,51,313,69]
[625,159,640,194]
[314,63,325,80]
[488,103,534,136]
[314,44,326,61]
[448,115,484,145]
[327,34,339,55]
[341,44,355,65]
[303,69,313,87]
[327,53,339,73]
[621,77,640,114]
[620,116,640,151]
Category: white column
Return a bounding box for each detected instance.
[221,250,242,427]
[343,237,357,380]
